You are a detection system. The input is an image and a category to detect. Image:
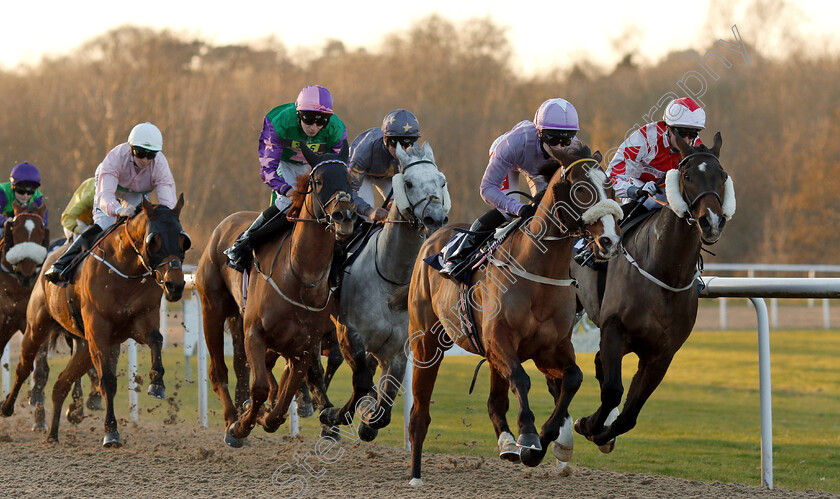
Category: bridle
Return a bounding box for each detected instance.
[109,217,186,288]
[286,160,353,228]
[388,159,446,234]
[676,151,726,225]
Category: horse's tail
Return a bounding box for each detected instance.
[388,284,410,312]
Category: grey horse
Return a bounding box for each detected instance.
[320,141,450,440]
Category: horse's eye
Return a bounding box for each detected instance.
[405,180,414,189]
[314,180,323,187]
[684,173,691,182]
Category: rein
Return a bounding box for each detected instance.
[122,222,182,286]
[373,230,410,286]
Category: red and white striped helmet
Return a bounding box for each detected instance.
[663,97,705,129]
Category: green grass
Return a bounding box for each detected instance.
[30,329,840,494]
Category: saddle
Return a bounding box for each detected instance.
[424,217,526,286]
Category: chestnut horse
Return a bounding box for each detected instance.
[195,145,356,447]
[572,133,735,452]
[403,146,623,485]
[0,196,189,447]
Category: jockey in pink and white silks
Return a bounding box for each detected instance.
[440,98,585,279]
[45,122,176,283]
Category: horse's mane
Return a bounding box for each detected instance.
[290,174,309,213]
[537,143,594,181]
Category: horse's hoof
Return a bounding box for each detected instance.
[520,446,545,467]
[573,417,587,437]
[551,441,574,462]
[0,403,14,418]
[31,421,47,432]
[296,401,314,418]
[65,405,85,425]
[319,407,344,426]
[86,394,103,411]
[46,435,59,444]
[516,433,541,451]
[102,431,122,448]
[320,425,341,442]
[597,438,616,454]
[224,423,244,448]
[28,393,45,407]
[147,384,166,400]
[358,424,378,442]
[242,399,252,411]
[497,431,521,463]
[552,415,574,462]
[408,478,423,487]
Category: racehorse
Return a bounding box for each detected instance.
[0,202,52,426]
[571,132,735,452]
[319,142,449,441]
[402,145,623,485]
[195,144,356,447]
[0,196,190,447]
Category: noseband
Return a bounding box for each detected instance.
[390,159,445,233]
[677,152,726,212]
[287,160,352,227]
[123,220,184,288]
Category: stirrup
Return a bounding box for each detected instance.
[44,266,66,284]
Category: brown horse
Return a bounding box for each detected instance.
[571,132,735,452]
[0,202,49,422]
[403,146,623,485]
[195,145,356,447]
[0,196,189,447]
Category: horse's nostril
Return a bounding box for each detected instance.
[349,211,358,222]
[423,216,436,227]
[443,216,449,225]
[599,237,613,252]
[332,212,346,223]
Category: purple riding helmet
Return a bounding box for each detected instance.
[10,162,41,186]
[295,85,334,115]
[534,98,580,131]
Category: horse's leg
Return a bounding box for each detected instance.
[592,353,675,447]
[88,330,122,448]
[575,322,626,452]
[322,326,343,390]
[266,350,280,409]
[200,297,239,436]
[29,345,49,430]
[319,324,374,427]
[85,363,103,411]
[522,343,583,466]
[408,322,445,486]
[358,352,406,441]
[0,317,53,417]
[145,328,166,399]
[227,315,250,410]
[487,366,519,462]
[300,345,338,439]
[228,326,269,442]
[486,333,540,466]
[295,369,314,417]
[47,345,93,443]
[65,374,86,425]
[259,353,313,433]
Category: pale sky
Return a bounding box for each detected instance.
[3,0,838,75]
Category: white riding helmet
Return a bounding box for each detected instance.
[663,98,705,129]
[128,122,164,151]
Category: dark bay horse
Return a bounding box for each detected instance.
[572,132,735,452]
[195,145,356,447]
[0,196,189,447]
[403,146,623,486]
[320,142,449,441]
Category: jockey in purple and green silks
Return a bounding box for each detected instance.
[0,162,47,229]
[224,85,348,272]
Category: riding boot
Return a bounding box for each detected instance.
[329,243,347,289]
[224,205,292,272]
[439,219,487,279]
[44,225,103,283]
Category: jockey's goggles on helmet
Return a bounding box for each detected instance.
[540,129,576,147]
[386,136,418,149]
[13,185,37,196]
[131,146,157,159]
[298,111,331,127]
[671,126,700,140]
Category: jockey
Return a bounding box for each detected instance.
[574,97,705,268]
[349,109,421,221]
[45,122,177,283]
[440,98,580,278]
[224,85,348,272]
[60,177,95,240]
[0,162,47,230]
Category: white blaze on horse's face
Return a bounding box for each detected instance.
[24,219,35,238]
[580,167,622,259]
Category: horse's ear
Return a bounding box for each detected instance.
[711,132,722,157]
[422,141,435,164]
[337,139,349,164]
[395,143,410,171]
[672,129,693,157]
[550,147,574,167]
[142,197,155,218]
[35,202,47,218]
[300,143,320,167]
[12,200,22,215]
[173,193,185,217]
[593,150,603,164]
